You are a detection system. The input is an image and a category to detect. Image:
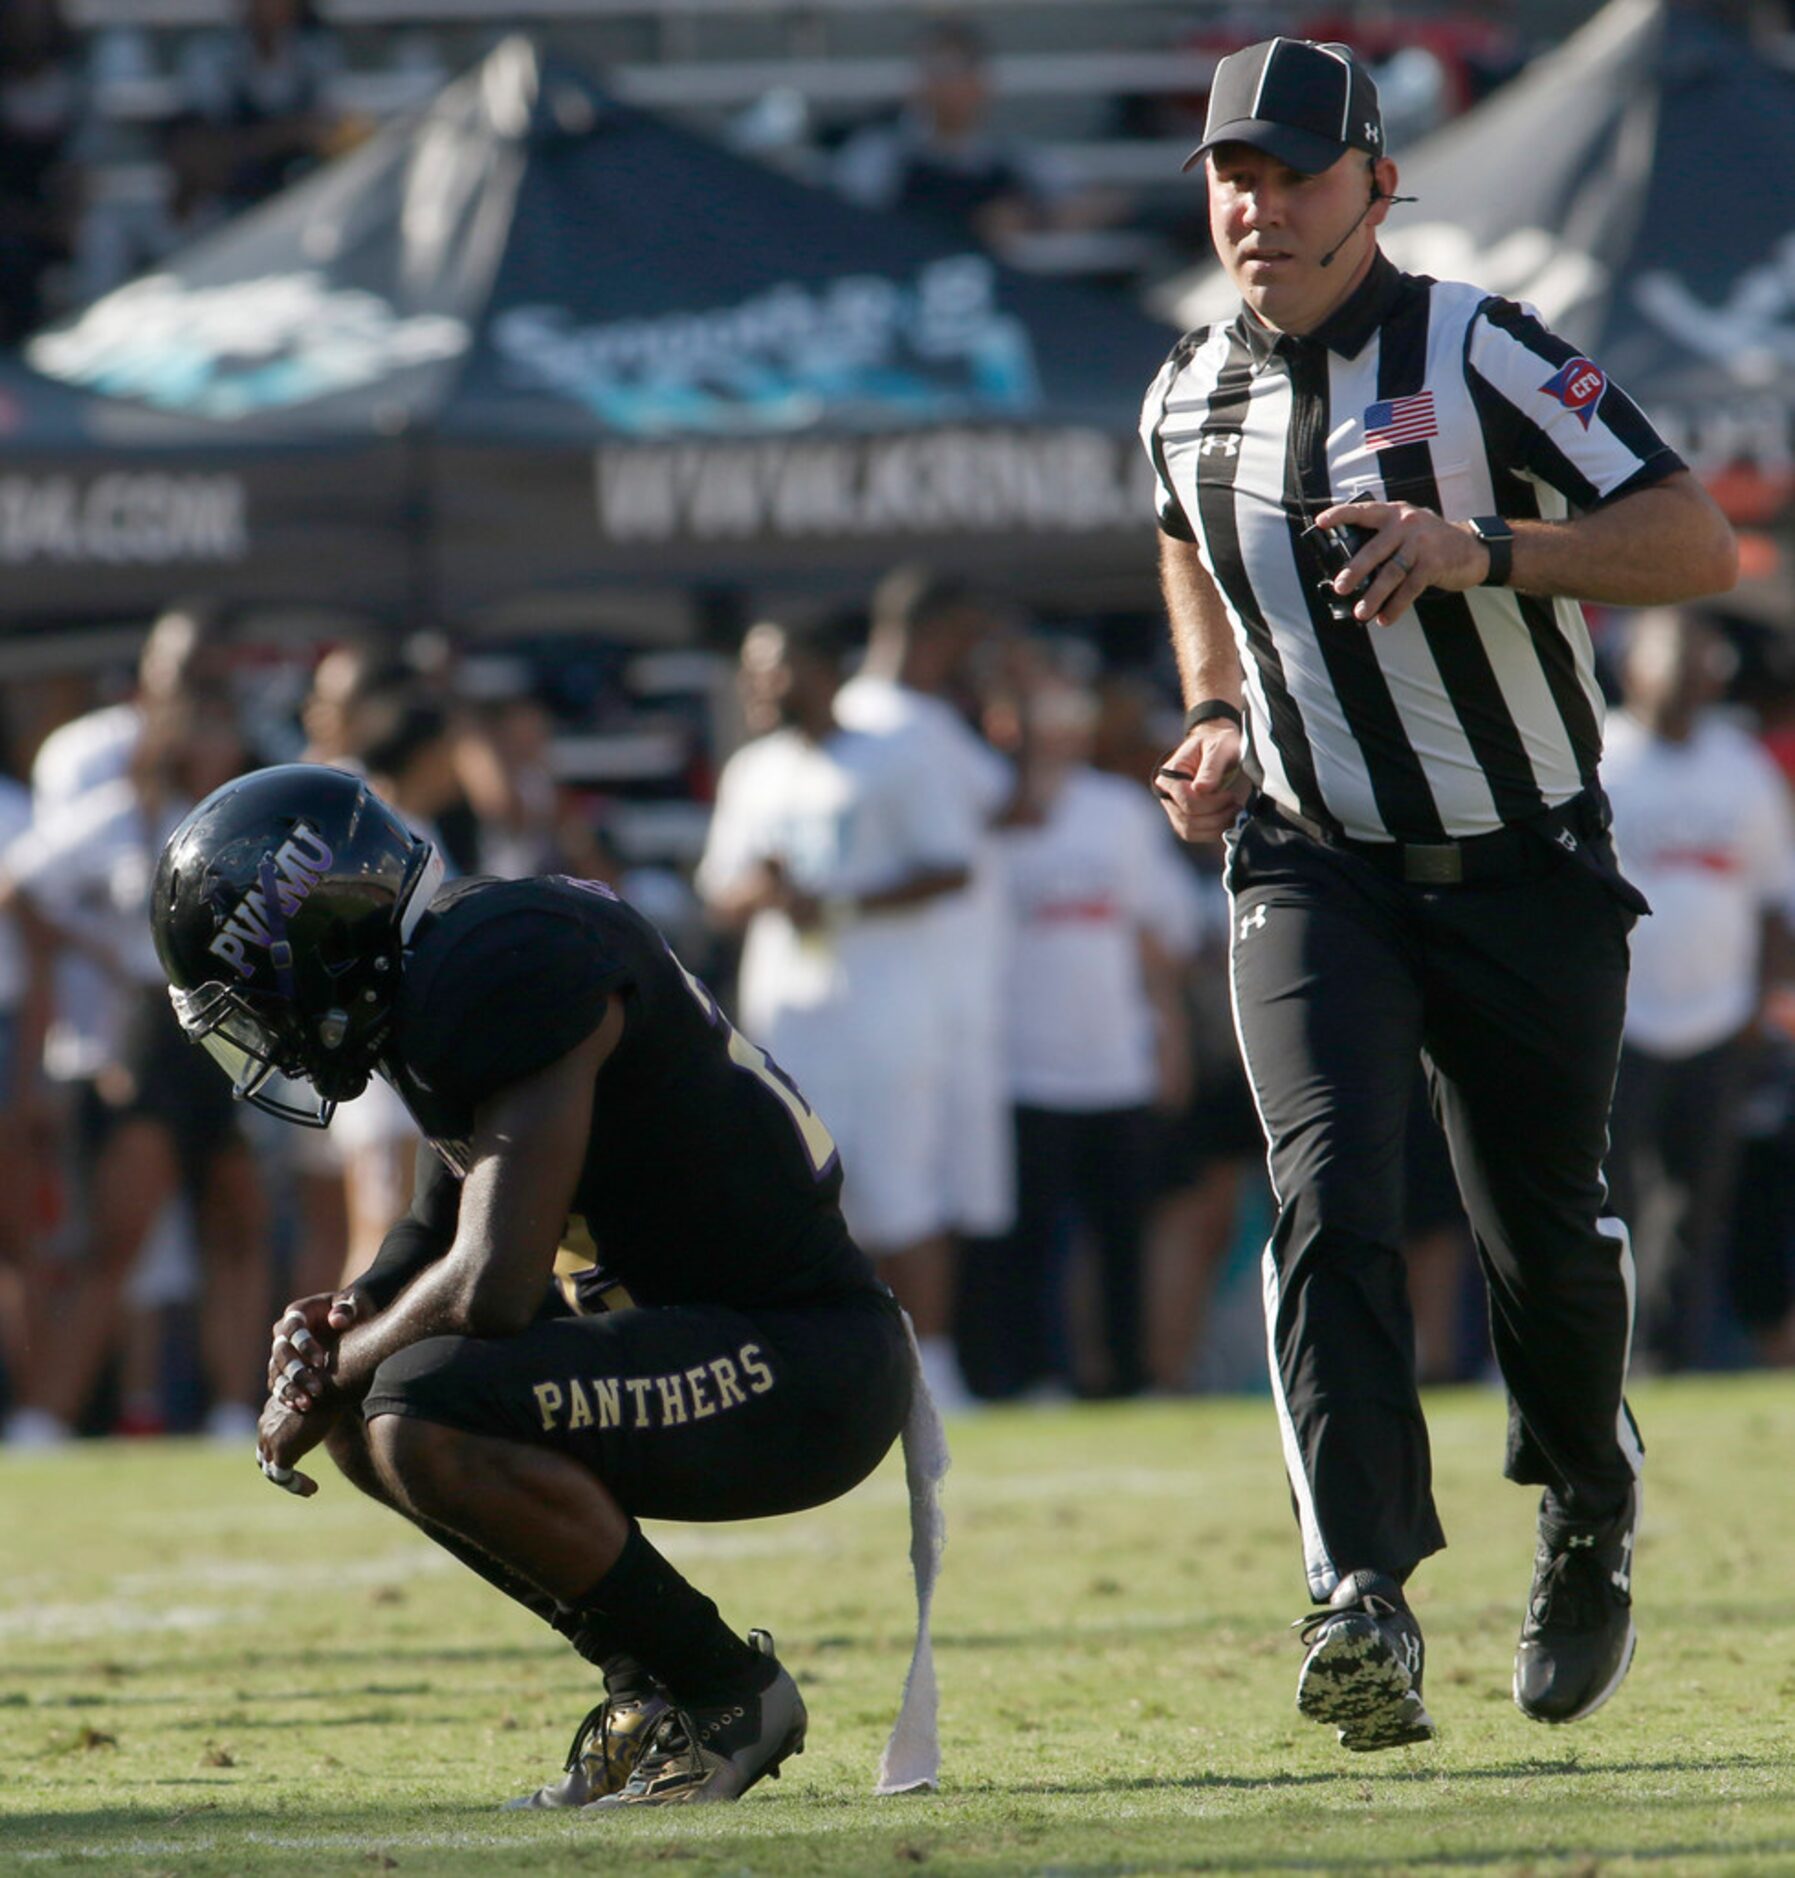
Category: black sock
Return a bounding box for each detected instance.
[411,1514,651,1694]
[553,1611,653,1700]
[573,1524,770,1704]
[599,1652,654,1702]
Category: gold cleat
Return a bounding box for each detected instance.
[505,1689,673,1809]
[590,1631,807,1807]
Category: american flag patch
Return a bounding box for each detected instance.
[1363,392,1437,450]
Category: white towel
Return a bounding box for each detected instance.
[875,1308,951,1794]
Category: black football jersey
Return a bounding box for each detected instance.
[385,875,872,1310]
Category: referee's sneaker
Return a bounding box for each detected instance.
[1294,1573,1432,1752]
[1292,1483,1640,1748]
[1514,1486,1639,1724]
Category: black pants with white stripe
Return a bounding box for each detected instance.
[1226,809,1644,1603]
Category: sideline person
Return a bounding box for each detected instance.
[151,764,942,1808]
[5,688,265,1442]
[699,618,975,1408]
[1141,37,1737,1750]
[1602,608,1795,1371]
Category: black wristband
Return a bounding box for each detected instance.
[1183,699,1244,735]
[1470,515,1514,588]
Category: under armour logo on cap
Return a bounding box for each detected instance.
[1184,37,1386,176]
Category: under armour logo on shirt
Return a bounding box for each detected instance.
[1238,904,1268,940]
[1200,431,1241,458]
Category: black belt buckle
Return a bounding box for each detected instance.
[1401,843,1464,885]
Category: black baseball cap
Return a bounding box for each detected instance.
[1184,37,1384,175]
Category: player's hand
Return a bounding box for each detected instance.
[1315,498,1494,626]
[267,1288,367,1412]
[256,1392,332,1499]
[1153,722,1248,845]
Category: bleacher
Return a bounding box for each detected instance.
[47,0,1604,310]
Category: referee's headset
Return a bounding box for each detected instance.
[1318,175,1419,269]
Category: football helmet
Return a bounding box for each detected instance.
[152,763,443,1126]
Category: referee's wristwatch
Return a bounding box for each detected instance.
[1469,515,1514,588]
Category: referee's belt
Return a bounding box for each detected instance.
[1252,787,1628,892]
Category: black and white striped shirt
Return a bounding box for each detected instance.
[1140,253,1684,842]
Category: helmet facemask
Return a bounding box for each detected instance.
[169,978,346,1126]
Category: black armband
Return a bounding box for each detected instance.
[1183,699,1244,735]
[352,1216,452,1315]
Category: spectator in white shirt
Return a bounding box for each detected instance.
[31,600,230,817]
[836,567,1017,1245]
[1603,608,1795,1369]
[973,646,1199,1397]
[2,687,268,1443]
[698,618,975,1406]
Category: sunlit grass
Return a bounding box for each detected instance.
[2,1377,1793,1875]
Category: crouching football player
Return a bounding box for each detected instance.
[151,764,917,1808]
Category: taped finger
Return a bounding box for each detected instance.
[259,1455,302,1493]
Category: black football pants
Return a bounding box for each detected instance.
[1226,811,1644,1602]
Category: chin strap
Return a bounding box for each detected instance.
[875,1308,951,1795]
[400,844,446,943]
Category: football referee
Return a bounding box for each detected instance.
[1143,37,1737,1751]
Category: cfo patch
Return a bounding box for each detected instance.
[1539,357,1606,429]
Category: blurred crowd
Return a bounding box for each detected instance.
[1,0,1534,346]
[1,576,1792,1445]
[2,0,399,345]
[0,604,704,1446]
[14,0,1795,350]
[3,0,1793,1442]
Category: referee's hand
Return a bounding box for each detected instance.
[1154,723,1247,845]
[1314,498,1492,627]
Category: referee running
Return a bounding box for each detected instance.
[1143,38,1737,1750]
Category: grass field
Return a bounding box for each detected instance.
[3,1377,1794,1876]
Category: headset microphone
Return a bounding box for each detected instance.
[1318,187,1419,268]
